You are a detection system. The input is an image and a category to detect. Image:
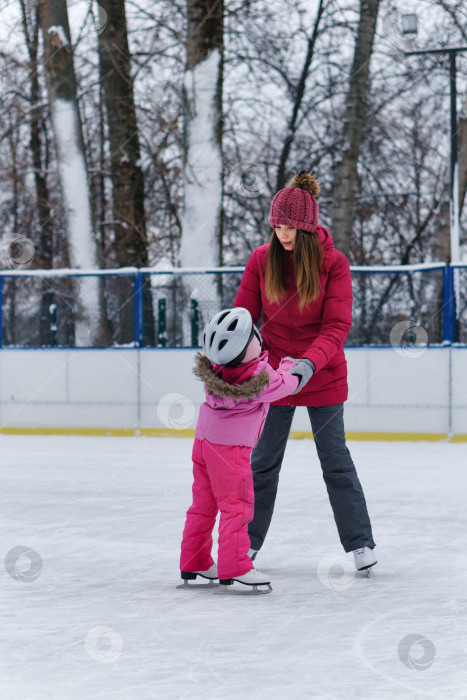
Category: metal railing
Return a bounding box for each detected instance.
[0,262,466,348]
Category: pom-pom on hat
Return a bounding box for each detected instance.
[269,172,320,233]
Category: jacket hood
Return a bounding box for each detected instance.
[194,353,270,401]
[315,224,334,253]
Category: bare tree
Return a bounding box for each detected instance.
[330,0,381,255]
[37,0,102,345]
[276,0,325,191]
[97,0,154,345]
[178,0,224,343]
[19,0,57,344]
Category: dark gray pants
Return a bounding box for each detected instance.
[248,404,375,553]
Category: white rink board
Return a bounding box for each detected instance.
[0,347,466,435]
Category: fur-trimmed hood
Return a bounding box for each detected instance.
[194,353,269,401]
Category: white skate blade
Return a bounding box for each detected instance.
[215,583,272,595]
[176,579,219,589]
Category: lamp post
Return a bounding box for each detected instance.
[402,14,467,341]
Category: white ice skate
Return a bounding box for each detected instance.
[353,547,377,577]
[177,564,219,589]
[218,568,272,595]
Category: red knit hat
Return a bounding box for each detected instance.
[269,172,320,233]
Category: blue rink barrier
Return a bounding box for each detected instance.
[0,262,466,349]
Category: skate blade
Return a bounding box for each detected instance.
[176,580,219,589]
[215,583,272,595]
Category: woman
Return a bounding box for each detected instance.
[234,171,376,572]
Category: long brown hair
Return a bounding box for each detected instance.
[264,229,323,310]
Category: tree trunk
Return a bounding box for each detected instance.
[179,0,224,344]
[20,0,56,345]
[38,0,103,346]
[97,0,155,346]
[330,0,381,256]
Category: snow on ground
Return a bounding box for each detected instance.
[0,434,466,699]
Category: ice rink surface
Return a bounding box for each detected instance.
[0,434,466,700]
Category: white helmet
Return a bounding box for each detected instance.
[202,307,262,366]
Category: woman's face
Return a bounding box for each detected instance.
[275,225,297,251]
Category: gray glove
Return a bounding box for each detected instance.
[284,357,315,394]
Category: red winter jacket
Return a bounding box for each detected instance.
[234,226,352,407]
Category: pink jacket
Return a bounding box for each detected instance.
[194,351,298,447]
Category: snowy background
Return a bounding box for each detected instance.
[1,434,466,699]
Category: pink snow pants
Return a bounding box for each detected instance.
[180,438,254,579]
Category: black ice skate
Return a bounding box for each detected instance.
[177,564,219,589]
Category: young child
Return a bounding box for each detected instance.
[179,307,299,592]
